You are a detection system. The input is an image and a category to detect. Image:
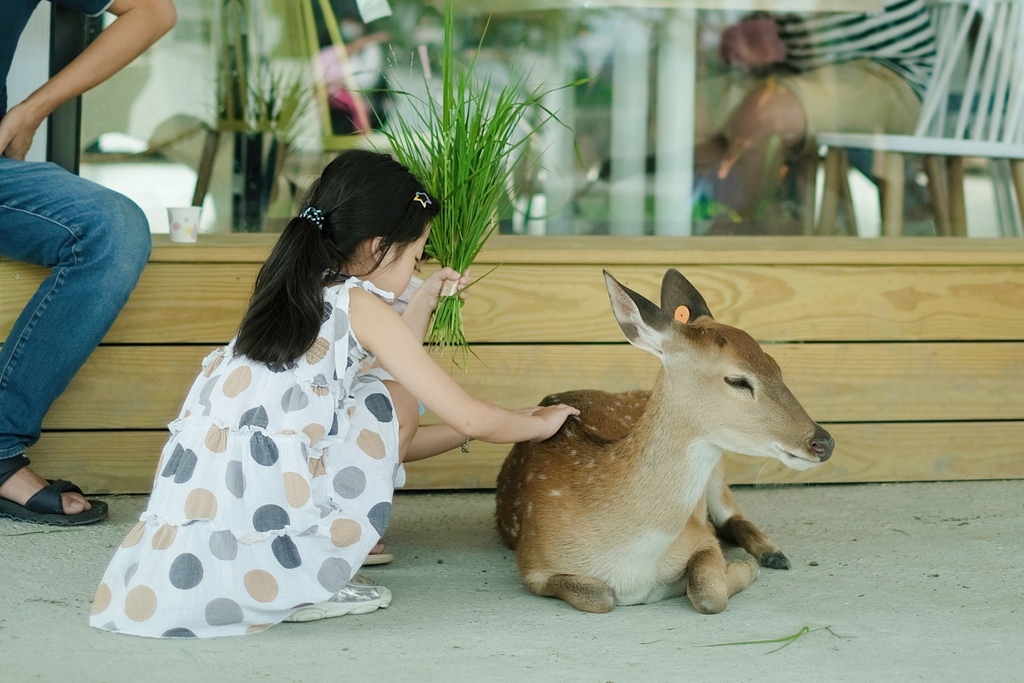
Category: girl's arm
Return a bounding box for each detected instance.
[350,289,578,444]
[404,407,554,462]
[404,424,468,462]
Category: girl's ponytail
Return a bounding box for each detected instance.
[234,212,335,370]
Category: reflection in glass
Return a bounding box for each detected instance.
[77,0,1022,238]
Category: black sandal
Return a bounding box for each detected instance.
[0,479,108,526]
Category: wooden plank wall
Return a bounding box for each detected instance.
[2,235,1023,493]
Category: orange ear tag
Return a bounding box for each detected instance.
[674,306,690,324]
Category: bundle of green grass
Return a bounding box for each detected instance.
[384,1,573,362]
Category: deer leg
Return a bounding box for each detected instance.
[522,570,616,613]
[705,462,790,569]
[718,516,790,570]
[685,545,759,615]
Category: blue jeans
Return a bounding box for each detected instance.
[0,158,151,462]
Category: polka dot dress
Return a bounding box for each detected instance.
[89,278,405,638]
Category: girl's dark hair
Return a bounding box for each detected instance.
[234,149,439,369]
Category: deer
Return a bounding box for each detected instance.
[495,268,834,614]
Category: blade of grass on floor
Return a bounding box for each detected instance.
[702,625,844,654]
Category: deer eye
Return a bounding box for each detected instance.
[725,376,754,395]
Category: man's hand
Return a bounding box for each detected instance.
[0,101,47,159]
[1,0,176,159]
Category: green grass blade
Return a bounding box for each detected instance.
[702,625,844,654]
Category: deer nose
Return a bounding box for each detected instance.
[810,427,835,462]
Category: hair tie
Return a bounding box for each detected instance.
[300,206,325,230]
[413,191,432,208]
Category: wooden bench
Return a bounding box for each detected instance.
[3,234,1023,493]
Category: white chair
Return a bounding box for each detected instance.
[816,0,1024,237]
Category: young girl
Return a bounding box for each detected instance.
[88,150,578,638]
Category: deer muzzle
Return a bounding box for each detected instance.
[810,425,835,462]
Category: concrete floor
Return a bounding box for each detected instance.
[2,480,1022,682]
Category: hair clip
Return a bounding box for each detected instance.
[413,191,432,208]
[300,206,325,230]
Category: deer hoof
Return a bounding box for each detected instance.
[759,550,791,570]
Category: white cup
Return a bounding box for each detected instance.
[167,206,202,244]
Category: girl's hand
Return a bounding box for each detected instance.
[527,403,580,442]
[397,268,472,342]
[410,267,471,312]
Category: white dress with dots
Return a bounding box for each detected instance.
[89,278,404,638]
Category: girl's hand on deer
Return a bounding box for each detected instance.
[528,403,580,442]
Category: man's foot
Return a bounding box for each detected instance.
[0,465,90,514]
[0,465,107,526]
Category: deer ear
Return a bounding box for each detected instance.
[604,270,674,356]
[660,268,714,321]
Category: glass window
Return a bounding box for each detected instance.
[78,0,1024,238]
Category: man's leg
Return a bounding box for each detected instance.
[0,158,151,514]
[701,60,922,233]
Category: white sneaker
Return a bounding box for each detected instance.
[285,575,392,623]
